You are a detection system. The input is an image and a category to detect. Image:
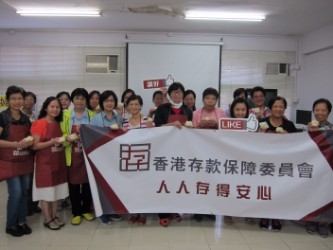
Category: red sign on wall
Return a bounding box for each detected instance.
[143,79,165,89]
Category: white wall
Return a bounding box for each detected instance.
[296,23,333,123]
[0,30,298,118]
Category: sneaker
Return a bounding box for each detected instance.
[259,218,269,230]
[17,223,32,235]
[306,221,317,234]
[6,226,24,237]
[317,223,329,238]
[100,215,112,225]
[272,219,281,231]
[110,214,122,221]
[71,216,82,225]
[82,213,95,221]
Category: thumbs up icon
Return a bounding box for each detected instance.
[246,114,259,132]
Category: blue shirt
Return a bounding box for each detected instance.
[70,108,90,129]
[90,111,123,127]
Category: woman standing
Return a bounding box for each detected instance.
[154,82,192,226]
[0,86,34,237]
[61,88,96,225]
[258,96,297,231]
[122,95,154,225]
[31,97,68,230]
[193,88,226,129]
[87,90,101,113]
[21,91,42,215]
[117,89,135,121]
[123,95,154,130]
[147,90,165,118]
[183,89,197,112]
[249,86,271,119]
[90,90,123,225]
[305,98,332,237]
[56,91,71,110]
[192,88,226,222]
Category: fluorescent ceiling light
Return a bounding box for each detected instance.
[16,9,101,17]
[185,12,265,22]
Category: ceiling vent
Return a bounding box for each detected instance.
[128,5,183,17]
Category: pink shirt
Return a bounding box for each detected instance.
[193,107,227,128]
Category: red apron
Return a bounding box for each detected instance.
[0,124,34,181]
[35,122,67,188]
[67,125,88,185]
[168,107,188,125]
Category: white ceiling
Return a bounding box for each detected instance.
[1,0,333,36]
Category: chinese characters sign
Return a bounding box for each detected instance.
[81,125,333,222]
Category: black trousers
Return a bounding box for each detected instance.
[69,182,92,217]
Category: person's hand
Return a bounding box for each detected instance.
[184,121,193,128]
[148,107,157,117]
[258,128,267,133]
[307,122,318,131]
[199,119,217,128]
[116,105,123,115]
[169,120,182,129]
[17,138,33,149]
[146,118,154,128]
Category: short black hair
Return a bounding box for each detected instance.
[312,98,332,113]
[38,96,63,122]
[202,88,219,99]
[25,91,37,103]
[99,90,118,111]
[184,89,196,99]
[70,88,89,102]
[56,91,70,100]
[152,90,163,100]
[233,88,247,99]
[126,95,143,107]
[167,82,185,96]
[87,90,101,110]
[230,97,249,118]
[121,89,135,103]
[6,85,26,100]
[268,96,287,110]
[250,86,266,98]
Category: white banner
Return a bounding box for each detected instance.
[81,125,333,221]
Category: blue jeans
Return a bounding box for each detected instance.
[6,174,30,228]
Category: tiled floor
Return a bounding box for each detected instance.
[0,182,332,250]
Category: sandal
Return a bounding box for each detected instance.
[138,214,146,226]
[53,216,65,227]
[44,219,60,230]
[171,213,182,222]
[159,218,169,227]
[128,215,138,225]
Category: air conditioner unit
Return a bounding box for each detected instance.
[266,63,289,76]
[86,55,118,73]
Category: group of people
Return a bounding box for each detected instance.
[0,83,332,238]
